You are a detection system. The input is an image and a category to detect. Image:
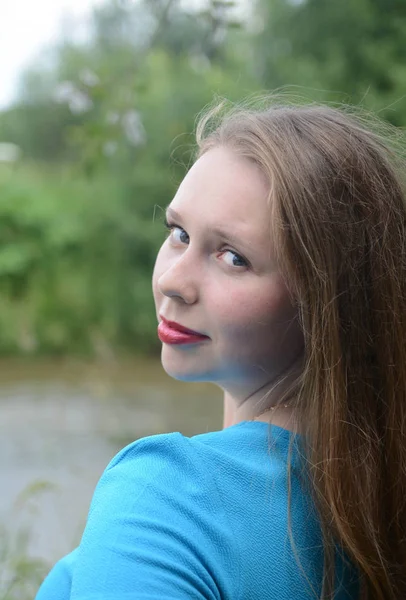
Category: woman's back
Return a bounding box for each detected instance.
[36,421,358,599]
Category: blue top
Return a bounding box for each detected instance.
[35,421,358,599]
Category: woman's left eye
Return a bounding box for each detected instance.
[221,250,248,268]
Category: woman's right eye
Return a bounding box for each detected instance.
[164,220,190,244]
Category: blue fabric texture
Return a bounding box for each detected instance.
[35,421,358,599]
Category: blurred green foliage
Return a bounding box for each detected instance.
[253,0,406,123]
[0,165,164,355]
[0,0,405,356]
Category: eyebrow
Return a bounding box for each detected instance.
[165,206,253,252]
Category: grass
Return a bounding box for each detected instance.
[0,481,54,600]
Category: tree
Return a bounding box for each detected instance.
[253,0,406,125]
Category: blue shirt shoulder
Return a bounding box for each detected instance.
[36,422,359,599]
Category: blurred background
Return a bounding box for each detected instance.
[1,0,406,596]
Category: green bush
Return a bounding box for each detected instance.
[0,165,164,355]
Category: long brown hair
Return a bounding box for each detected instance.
[196,99,406,599]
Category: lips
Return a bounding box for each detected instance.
[157,316,209,345]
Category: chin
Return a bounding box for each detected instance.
[160,346,212,383]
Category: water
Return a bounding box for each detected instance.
[0,357,222,564]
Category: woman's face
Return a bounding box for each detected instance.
[152,146,303,397]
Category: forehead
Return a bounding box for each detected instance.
[170,147,271,235]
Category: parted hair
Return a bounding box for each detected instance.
[195,99,406,600]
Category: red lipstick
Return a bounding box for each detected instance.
[157,316,209,345]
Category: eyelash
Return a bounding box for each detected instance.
[163,219,249,269]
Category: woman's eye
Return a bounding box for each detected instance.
[221,250,248,268]
[164,220,189,244]
[173,227,190,244]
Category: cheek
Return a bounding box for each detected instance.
[216,279,292,326]
[211,278,298,348]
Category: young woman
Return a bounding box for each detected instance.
[36,101,406,599]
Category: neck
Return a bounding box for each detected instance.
[223,393,298,431]
[222,361,302,432]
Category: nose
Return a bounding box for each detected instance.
[157,252,199,305]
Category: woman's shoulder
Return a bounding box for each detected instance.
[36,432,243,599]
[105,429,193,472]
[91,427,239,522]
[96,421,305,541]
